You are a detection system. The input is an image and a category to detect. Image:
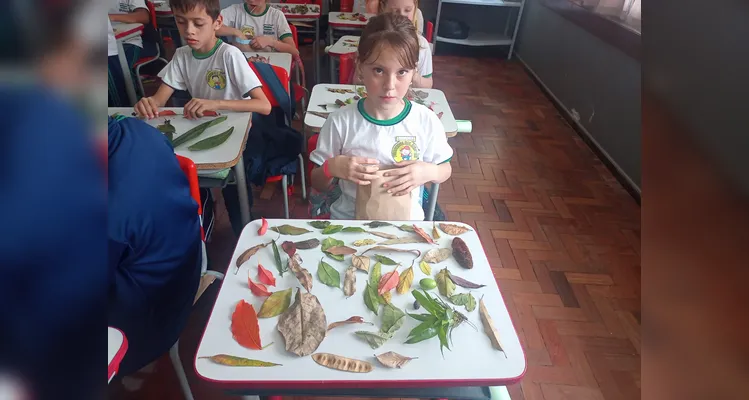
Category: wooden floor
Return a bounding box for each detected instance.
[110,52,641,400]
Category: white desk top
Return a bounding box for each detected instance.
[328,35,360,56]
[328,12,375,27]
[194,219,526,388]
[108,327,127,383]
[108,108,252,170]
[303,84,458,136]
[244,52,292,76]
[112,22,143,40]
[270,3,321,19]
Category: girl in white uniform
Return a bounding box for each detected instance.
[309,13,452,221]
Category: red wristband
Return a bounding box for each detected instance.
[323,160,333,179]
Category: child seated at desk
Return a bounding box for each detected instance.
[216,0,300,55]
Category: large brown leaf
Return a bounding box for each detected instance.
[277,291,327,356]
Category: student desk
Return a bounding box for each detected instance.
[326,35,359,83]
[194,219,525,398]
[108,327,128,384]
[270,3,322,84]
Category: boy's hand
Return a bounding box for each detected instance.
[183,98,218,120]
[329,156,380,185]
[382,161,436,196]
[134,97,160,119]
[251,36,275,50]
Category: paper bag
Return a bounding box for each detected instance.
[355,165,412,220]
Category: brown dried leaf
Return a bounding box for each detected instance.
[422,248,452,264]
[294,238,321,249]
[352,239,376,247]
[312,353,373,373]
[439,223,472,236]
[362,246,421,258]
[343,266,357,297]
[375,351,417,368]
[479,296,504,353]
[368,230,397,239]
[277,291,327,356]
[325,246,357,256]
[288,253,313,292]
[452,237,474,269]
[351,255,370,272]
[235,242,270,270]
[378,236,426,245]
[327,316,373,331]
[412,224,437,245]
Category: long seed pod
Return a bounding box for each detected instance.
[311,353,373,373]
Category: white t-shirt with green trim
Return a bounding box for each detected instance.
[309,100,453,220]
[220,3,293,52]
[108,0,148,48]
[158,40,262,101]
[417,34,433,78]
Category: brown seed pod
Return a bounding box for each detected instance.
[452,237,473,269]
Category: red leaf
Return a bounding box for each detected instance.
[202,110,219,117]
[412,224,437,245]
[281,241,297,257]
[230,300,262,349]
[248,276,272,296]
[258,217,268,236]
[257,263,276,286]
[158,110,177,116]
[378,270,400,295]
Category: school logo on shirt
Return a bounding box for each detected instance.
[391,136,420,162]
[241,26,256,39]
[205,69,227,90]
[263,24,275,36]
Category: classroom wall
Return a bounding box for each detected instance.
[514,0,641,191]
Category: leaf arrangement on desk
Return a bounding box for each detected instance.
[171,115,227,148]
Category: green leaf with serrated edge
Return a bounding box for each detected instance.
[381,303,406,335]
[308,221,331,229]
[369,262,381,285]
[342,227,366,233]
[322,225,343,234]
[270,225,312,235]
[317,259,341,287]
[354,331,392,349]
[364,282,380,315]
[372,255,397,265]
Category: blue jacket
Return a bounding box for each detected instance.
[108,116,201,375]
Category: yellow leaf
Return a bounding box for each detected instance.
[396,266,414,294]
[419,260,431,275]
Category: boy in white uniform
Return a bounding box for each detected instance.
[217,0,299,55]
[134,0,271,119]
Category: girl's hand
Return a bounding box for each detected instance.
[329,156,380,185]
[382,161,436,196]
[183,98,218,120]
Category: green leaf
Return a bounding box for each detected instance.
[407,319,439,339]
[270,225,312,235]
[322,224,344,234]
[271,240,284,276]
[365,221,392,228]
[405,324,438,344]
[308,221,331,229]
[398,224,415,232]
[412,289,439,315]
[419,260,432,275]
[354,331,393,349]
[381,303,406,335]
[317,259,341,287]
[449,293,477,312]
[322,237,346,261]
[364,283,380,315]
[257,288,293,318]
[369,262,382,285]
[373,255,398,266]
[436,268,456,297]
[342,227,367,233]
[437,325,451,355]
[407,312,437,323]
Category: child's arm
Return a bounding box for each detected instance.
[250,36,299,55]
[311,156,381,191]
[183,87,271,119]
[109,8,150,25]
[411,74,433,89]
[134,84,175,119]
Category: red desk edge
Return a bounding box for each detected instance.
[108,327,129,382]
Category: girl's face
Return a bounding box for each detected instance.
[359,44,415,109]
[384,0,416,22]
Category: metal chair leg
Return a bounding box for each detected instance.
[298,154,307,200]
[281,175,290,219]
[169,340,194,400]
[426,182,440,221]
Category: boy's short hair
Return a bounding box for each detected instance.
[169,0,221,20]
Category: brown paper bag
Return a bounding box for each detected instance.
[355,165,412,220]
